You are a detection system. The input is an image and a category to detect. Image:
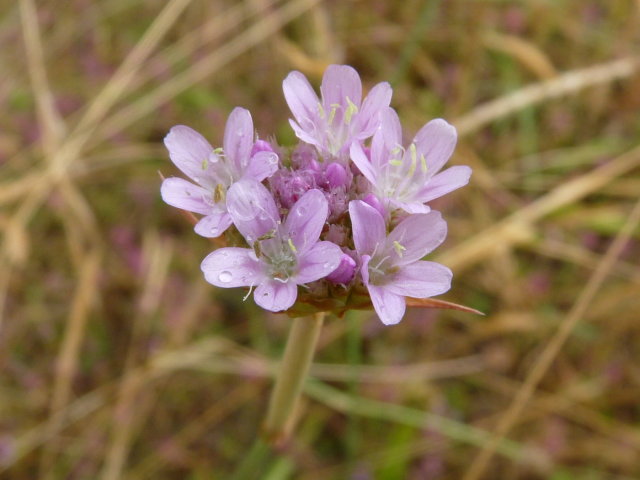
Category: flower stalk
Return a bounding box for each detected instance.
[263,312,325,445]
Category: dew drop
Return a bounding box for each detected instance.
[268,155,278,164]
[218,271,233,283]
[297,207,307,217]
[208,152,220,163]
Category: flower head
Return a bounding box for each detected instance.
[201,180,342,312]
[161,107,279,237]
[349,200,452,325]
[283,65,392,160]
[162,65,471,322]
[350,108,471,214]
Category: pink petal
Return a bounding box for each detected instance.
[243,150,279,182]
[164,125,214,182]
[416,165,472,203]
[288,119,321,149]
[413,119,457,175]
[380,107,403,152]
[224,107,254,175]
[355,82,393,138]
[384,261,452,298]
[226,180,279,243]
[285,189,328,253]
[295,241,343,283]
[201,247,263,287]
[388,199,431,215]
[283,71,320,125]
[349,142,377,185]
[320,65,362,112]
[369,108,401,172]
[386,211,447,265]
[254,280,298,312]
[349,200,385,256]
[194,212,233,238]
[160,177,212,215]
[360,254,371,285]
[367,285,406,326]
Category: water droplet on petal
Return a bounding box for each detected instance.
[208,152,220,163]
[218,271,233,283]
[268,154,278,164]
[297,207,307,217]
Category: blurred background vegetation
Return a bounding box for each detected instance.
[2,0,640,478]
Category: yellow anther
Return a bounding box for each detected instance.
[391,145,404,156]
[344,97,359,125]
[317,102,325,119]
[407,143,418,177]
[288,238,297,253]
[214,184,226,203]
[258,229,276,241]
[420,153,428,173]
[213,147,224,155]
[328,103,341,126]
[389,159,403,167]
[393,240,406,257]
[201,158,209,170]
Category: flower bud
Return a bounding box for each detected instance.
[251,139,275,156]
[327,253,357,284]
[326,162,348,188]
[362,193,386,218]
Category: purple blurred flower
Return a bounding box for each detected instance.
[161,107,278,237]
[349,200,452,325]
[201,180,342,312]
[350,108,471,214]
[283,64,392,159]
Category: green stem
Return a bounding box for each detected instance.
[229,438,271,480]
[262,312,325,445]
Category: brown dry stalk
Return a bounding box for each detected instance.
[96,0,323,143]
[129,384,263,478]
[462,196,640,480]
[453,55,640,137]
[99,233,173,480]
[38,249,101,478]
[3,0,194,266]
[437,144,640,272]
[18,0,65,152]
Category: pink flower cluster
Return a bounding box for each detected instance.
[161,65,471,325]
